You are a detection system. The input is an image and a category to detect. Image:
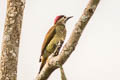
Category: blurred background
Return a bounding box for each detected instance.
[0,0,120,80]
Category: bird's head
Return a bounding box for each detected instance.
[54,15,73,25]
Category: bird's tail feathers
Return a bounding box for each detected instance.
[39,59,46,73]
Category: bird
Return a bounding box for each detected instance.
[39,15,73,73]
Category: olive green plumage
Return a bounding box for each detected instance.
[39,15,72,73]
[39,24,66,72]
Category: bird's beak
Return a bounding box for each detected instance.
[65,16,73,23]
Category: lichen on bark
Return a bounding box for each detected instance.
[36,0,100,80]
[0,0,25,80]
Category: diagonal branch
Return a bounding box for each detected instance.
[36,0,100,80]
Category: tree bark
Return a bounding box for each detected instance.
[36,0,100,80]
[0,0,25,80]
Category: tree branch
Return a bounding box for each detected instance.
[36,0,100,80]
[60,66,67,80]
[0,0,25,80]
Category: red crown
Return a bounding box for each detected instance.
[54,15,64,24]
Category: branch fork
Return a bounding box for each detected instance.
[36,0,100,80]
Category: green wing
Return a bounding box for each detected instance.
[39,25,56,62]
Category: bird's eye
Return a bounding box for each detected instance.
[64,16,66,18]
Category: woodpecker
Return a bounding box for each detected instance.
[39,15,73,73]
